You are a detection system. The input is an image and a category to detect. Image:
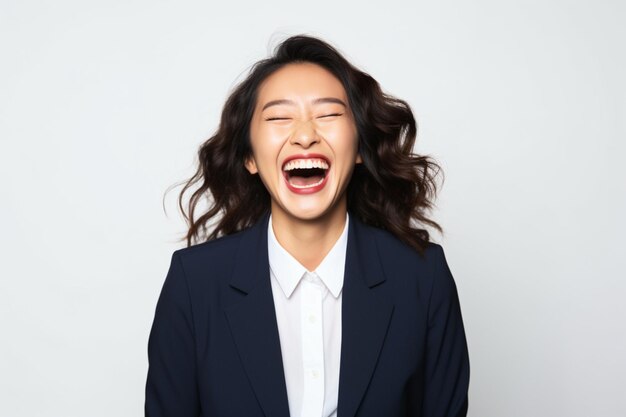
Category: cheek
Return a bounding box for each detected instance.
[256,123,290,144]
[325,123,359,153]
[249,132,283,167]
[326,117,356,139]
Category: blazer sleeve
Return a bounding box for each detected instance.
[421,245,470,417]
[145,251,201,417]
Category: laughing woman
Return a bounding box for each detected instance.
[145,35,470,417]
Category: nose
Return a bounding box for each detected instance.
[289,118,320,148]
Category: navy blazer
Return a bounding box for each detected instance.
[145,212,470,417]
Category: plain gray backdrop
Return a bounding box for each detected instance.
[1,0,624,416]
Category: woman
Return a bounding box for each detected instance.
[145,34,470,417]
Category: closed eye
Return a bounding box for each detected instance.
[318,113,343,118]
[265,117,291,121]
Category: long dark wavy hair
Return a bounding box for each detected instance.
[167,34,445,256]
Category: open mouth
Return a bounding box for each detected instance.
[282,157,330,190]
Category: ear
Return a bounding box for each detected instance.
[244,157,258,174]
[355,153,363,164]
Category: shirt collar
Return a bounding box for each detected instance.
[267,213,349,299]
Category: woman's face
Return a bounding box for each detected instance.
[246,62,361,224]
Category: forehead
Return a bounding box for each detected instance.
[256,63,347,104]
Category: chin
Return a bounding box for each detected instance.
[268,179,348,222]
[286,206,331,221]
[275,197,339,222]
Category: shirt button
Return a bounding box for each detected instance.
[308,314,316,323]
[312,369,319,379]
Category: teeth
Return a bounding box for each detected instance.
[289,176,326,189]
[283,158,329,171]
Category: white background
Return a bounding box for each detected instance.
[1,1,624,416]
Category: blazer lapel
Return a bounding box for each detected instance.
[223,213,394,417]
[223,213,291,417]
[337,216,395,417]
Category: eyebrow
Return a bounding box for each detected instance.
[261,97,347,111]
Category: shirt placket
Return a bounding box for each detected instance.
[300,271,325,417]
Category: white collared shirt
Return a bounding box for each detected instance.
[268,213,349,417]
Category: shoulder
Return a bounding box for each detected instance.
[358,220,445,267]
[356,220,453,293]
[169,227,250,277]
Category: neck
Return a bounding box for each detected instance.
[270,203,348,271]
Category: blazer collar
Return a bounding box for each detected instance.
[228,212,385,292]
[224,211,394,417]
[267,212,349,299]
